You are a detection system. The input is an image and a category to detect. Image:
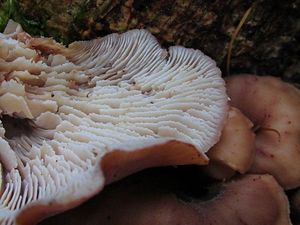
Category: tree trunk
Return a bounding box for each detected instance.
[1,0,300,83]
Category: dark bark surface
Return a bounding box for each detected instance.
[1,0,300,84]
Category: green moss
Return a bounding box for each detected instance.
[0,0,13,31]
[74,0,91,20]
[0,0,46,35]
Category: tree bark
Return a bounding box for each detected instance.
[2,0,300,83]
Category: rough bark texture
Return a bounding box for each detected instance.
[1,0,299,84]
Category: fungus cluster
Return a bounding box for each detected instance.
[0,20,299,225]
[50,74,299,225]
[0,21,228,224]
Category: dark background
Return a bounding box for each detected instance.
[0,0,299,84]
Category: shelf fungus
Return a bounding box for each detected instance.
[0,20,228,224]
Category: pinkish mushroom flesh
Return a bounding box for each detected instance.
[204,106,255,179]
[226,74,300,189]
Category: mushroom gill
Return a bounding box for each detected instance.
[0,20,228,224]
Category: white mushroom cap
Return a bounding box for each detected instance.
[0,20,228,224]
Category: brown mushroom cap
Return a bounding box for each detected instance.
[0,20,228,224]
[204,106,255,179]
[39,171,291,225]
[226,74,300,189]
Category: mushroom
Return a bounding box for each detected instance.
[39,170,291,225]
[226,74,300,189]
[204,106,255,179]
[0,20,228,224]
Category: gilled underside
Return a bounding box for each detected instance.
[0,21,227,224]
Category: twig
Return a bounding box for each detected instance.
[226,4,254,76]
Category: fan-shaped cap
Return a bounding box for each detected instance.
[0,20,228,224]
